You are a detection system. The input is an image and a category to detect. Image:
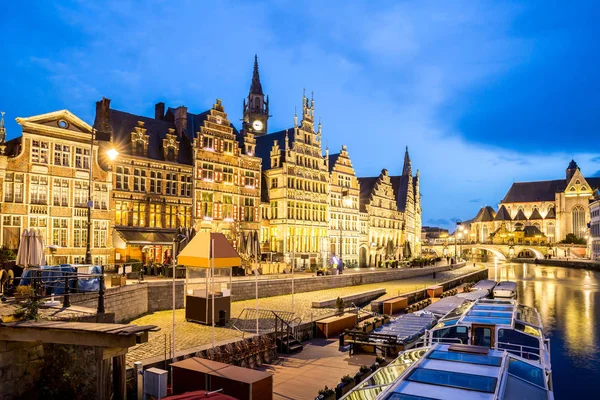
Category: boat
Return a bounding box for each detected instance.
[341,342,554,399]
[471,279,497,294]
[493,281,518,299]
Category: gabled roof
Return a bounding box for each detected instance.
[255,129,288,171]
[328,153,340,172]
[502,177,600,203]
[545,207,556,219]
[514,209,528,221]
[357,177,379,212]
[390,175,410,212]
[472,206,496,222]
[523,225,544,237]
[529,208,543,220]
[494,205,512,221]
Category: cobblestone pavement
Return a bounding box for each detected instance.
[126,264,484,366]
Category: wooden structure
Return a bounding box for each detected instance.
[340,330,403,356]
[427,285,443,298]
[316,313,357,339]
[171,357,273,400]
[178,232,240,325]
[0,320,158,400]
[383,296,408,315]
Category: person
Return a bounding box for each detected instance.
[338,257,344,275]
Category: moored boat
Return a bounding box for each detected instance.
[493,281,518,299]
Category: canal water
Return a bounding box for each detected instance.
[489,262,600,398]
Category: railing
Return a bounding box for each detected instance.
[497,341,541,362]
[1,266,106,314]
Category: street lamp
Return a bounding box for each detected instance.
[85,132,119,265]
[454,221,464,262]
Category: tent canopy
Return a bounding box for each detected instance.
[177,232,240,268]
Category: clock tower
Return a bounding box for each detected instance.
[242,55,269,136]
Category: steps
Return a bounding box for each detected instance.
[277,334,304,354]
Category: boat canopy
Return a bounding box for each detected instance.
[373,313,437,344]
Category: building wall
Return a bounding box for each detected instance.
[590,200,600,261]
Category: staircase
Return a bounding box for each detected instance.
[231,308,304,354]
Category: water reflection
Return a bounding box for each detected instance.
[490,262,600,397]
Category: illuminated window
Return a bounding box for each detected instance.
[202,135,214,150]
[93,183,108,210]
[31,140,49,164]
[132,203,146,227]
[52,218,68,247]
[30,175,49,205]
[243,198,255,221]
[116,166,130,190]
[134,169,147,192]
[149,204,161,228]
[115,201,129,226]
[223,167,234,184]
[74,181,89,207]
[244,171,256,187]
[53,178,69,207]
[73,219,87,248]
[572,206,585,238]
[54,144,71,166]
[165,205,177,228]
[29,216,47,240]
[222,195,233,220]
[202,163,214,181]
[75,147,90,169]
[3,173,24,203]
[223,141,234,154]
[93,220,107,248]
[201,192,213,218]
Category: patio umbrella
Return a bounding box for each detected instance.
[29,229,46,267]
[386,240,394,257]
[238,231,247,256]
[16,229,30,267]
[253,230,261,261]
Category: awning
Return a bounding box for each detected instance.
[178,232,240,268]
[115,229,175,245]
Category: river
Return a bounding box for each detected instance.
[488,262,600,398]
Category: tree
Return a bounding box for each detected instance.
[560,233,586,245]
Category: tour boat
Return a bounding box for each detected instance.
[341,342,554,399]
[472,279,497,294]
[493,281,518,299]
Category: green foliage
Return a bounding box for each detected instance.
[0,246,16,263]
[38,344,97,399]
[14,298,41,321]
[341,375,354,384]
[359,365,370,373]
[560,234,587,245]
[318,386,335,396]
[335,297,345,310]
[376,356,386,364]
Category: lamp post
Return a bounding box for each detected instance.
[339,188,351,264]
[85,131,119,265]
[454,221,464,262]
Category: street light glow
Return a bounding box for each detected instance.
[107,148,119,160]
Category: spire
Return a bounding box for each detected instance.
[294,106,298,127]
[566,159,579,182]
[249,54,263,95]
[0,111,6,144]
[402,146,412,176]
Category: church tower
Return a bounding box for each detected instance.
[566,159,579,182]
[242,55,269,136]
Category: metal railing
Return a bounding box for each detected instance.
[1,266,106,314]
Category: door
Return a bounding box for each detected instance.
[472,324,495,347]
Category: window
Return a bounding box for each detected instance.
[244,171,256,188]
[93,220,107,248]
[115,201,128,226]
[73,219,87,248]
[572,206,586,238]
[133,140,145,156]
[3,216,21,227]
[165,205,177,228]
[243,198,255,221]
[166,147,176,162]
[74,181,89,207]
[271,178,278,188]
[201,192,213,219]
[178,205,191,228]
[271,201,278,219]
[223,167,234,184]
[75,147,90,169]
[31,140,49,164]
[150,171,163,194]
[498,329,540,359]
[134,169,146,192]
[30,175,49,205]
[52,218,68,247]
[180,175,192,196]
[407,368,497,394]
[166,173,177,195]
[149,204,162,228]
[288,201,294,219]
[54,144,71,166]
[29,217,48,240]
[116,166,130,190]
[223,141,234,154]
[201,163,214,181]
[132,202,146,227]
[93,183,108,210]
[53,178,69,207]
[3,173,24,203]
[202,135,214,150]
[223,195,233,220]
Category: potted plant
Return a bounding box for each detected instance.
[382,314,391,324]
[14,285,33,302]
[375,356,388,367]
[370,362,379,372]
[355,365,371,384]
[335,375,355,398]
[317,386,335,400]
[362,321,373,333]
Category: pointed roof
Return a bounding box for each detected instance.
[523,225,544,238]
[249,55,263,95]
[514,209,528,221]
[567,159,579,170]
[402,146,412,176]
[545,207,556,219]
[529,208,543,220]
[473,206,496,222]
[0,111,5,143]
[494,205,512,221]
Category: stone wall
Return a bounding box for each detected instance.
[0,340,44,400]
[147,280,185,313]
[529,258,600,271]
[230,265,454,301]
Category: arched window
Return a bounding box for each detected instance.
[572,206,585,238]
[575,180,580,185]
[581,186,587,191]
[482,225,488,243]
[546,222,555,241]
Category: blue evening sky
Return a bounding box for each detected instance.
[1,1,599,229]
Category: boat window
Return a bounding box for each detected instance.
[515,322,541,337]
[432,326,468,344]
[473,326,493,347]
[507,358,545,388]
[498,329,540,359]
[472,305,513,312]
[383,393,440,400]
[406,368,498,393]
[469,311,512,318]
[345,386,385,400]
[463,316,512,325]
[428,350,502,366]
[479,299,513,304]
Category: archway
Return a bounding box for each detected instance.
[517,247,544,259]
[472,246,507,261]
[360,246,367,267]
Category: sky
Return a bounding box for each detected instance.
[1,0,599,230]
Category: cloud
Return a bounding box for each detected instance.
[468,199,482,203]
[426,218,450,226]
[592,170,600,177]
[591,156,600,163]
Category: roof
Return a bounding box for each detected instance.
[390,175,410,212]
[115,229,176,245]
[178,232,240,268]
[255,129,288,171]
[374,313,437,343]
[249,55,263,95]
[523,225,544,237]
[545,207,556,219]
[529,208,543,220]
[494,205,512,221]
[357,177,378,212]
[502,177,600,203]
[514,209,528,221]
[327,152,340,172]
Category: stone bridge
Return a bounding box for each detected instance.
[422,243,586,261]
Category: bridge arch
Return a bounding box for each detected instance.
[468,246,507,261]
[514,246,544,259]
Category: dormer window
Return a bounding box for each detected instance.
[131,121,149,157]
[202,135,214,151]
[162,130,179,161]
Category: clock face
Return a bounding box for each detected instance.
[252,120,263,131]
[216,116,222,124]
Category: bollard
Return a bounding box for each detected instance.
[63,276,71,308]
[134,361,143,400]
[97,265,105,313]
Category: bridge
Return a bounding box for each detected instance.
[422,243,587,261]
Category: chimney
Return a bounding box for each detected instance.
[174,106,187,137]
[94,97,112,140]
[155,102,165,120]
